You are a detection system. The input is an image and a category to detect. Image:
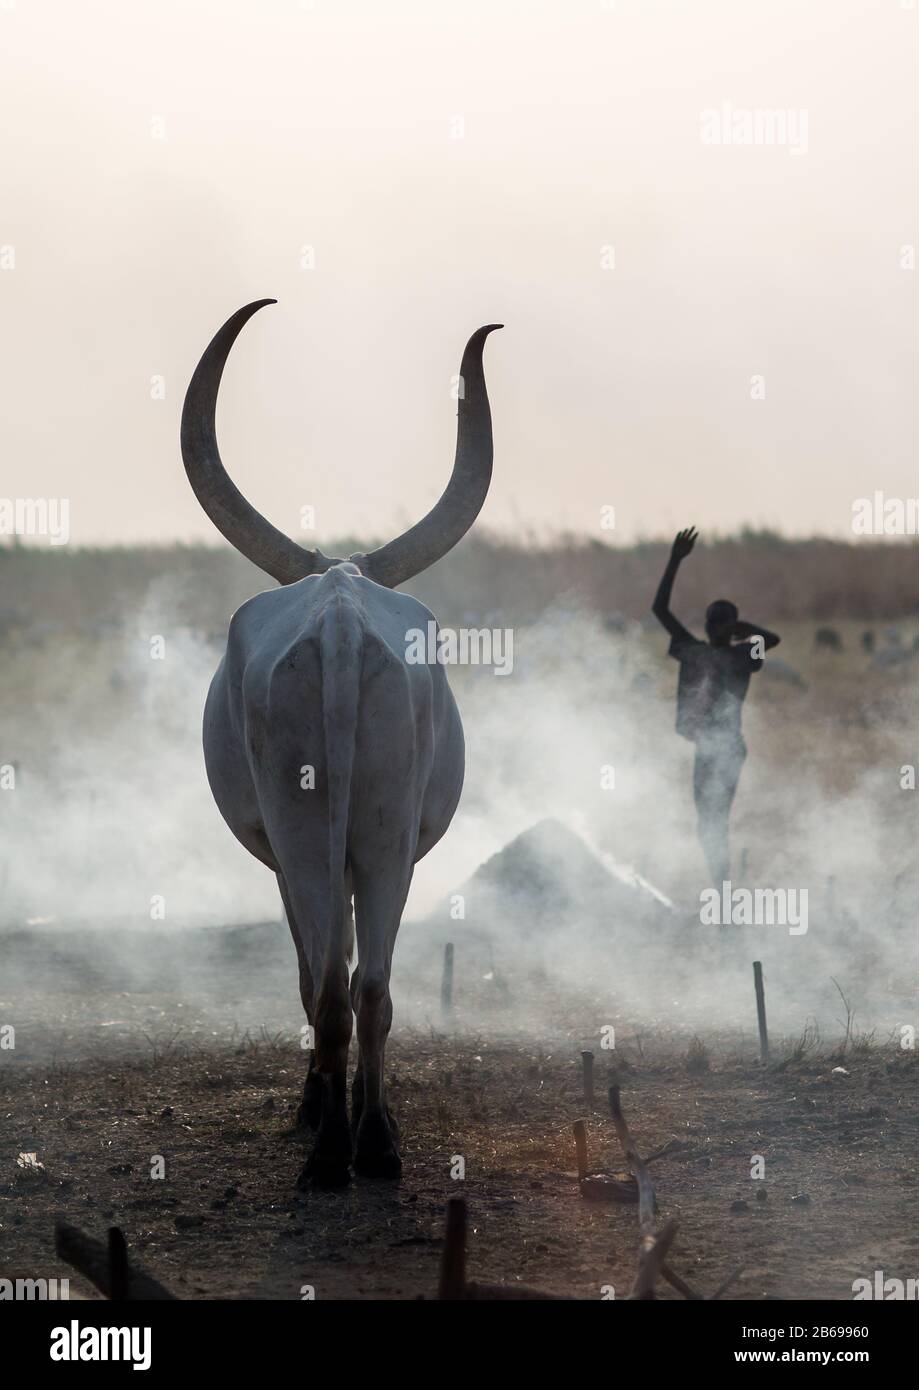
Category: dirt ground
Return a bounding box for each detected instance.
[5,519,919,1306]
[2,1003,917,1300]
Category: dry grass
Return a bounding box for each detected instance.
[5,531,919,639]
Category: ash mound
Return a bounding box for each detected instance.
[402,818,673,962]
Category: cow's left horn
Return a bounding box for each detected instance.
[355,324,502,588]
[181,299,332,585]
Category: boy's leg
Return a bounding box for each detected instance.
[694,739,745,886]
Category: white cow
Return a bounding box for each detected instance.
[181,300,501,1187]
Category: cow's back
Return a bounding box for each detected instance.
[212,566,461,883]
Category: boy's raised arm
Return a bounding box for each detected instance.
[652,527,698,643]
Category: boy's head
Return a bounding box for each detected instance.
[705,599,738,646]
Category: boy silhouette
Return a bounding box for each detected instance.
[652,528,780,886]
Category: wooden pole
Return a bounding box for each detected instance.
[753,960,769,1063]
[572,1119,588,1179]
[581,1050,595,1104]
[108,1227,128,1301]
[440,942,454,1016]
[438,1196,466,1299]
[55,1222,176,1300]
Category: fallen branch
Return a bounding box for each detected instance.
[661,1263,704,1301]
[645,1138,695,1164]
[608,1085,679,1300]
[711,1264,746,1300]
[608,1085,657,1233]
[631,1218,678,1301]
[606,1088,745,1302]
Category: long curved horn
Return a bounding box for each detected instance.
[181,300,332,585]
[355,324,502,588]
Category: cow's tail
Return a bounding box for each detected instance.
[314,592,362,1069]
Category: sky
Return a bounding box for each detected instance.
[2,0,919,550]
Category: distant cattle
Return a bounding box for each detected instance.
[870,628,912,671]
[814,627,842,652]
[871,646,913,671]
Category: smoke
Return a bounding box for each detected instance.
[1,572,278,931]
[2,578,918,1047]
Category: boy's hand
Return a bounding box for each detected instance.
[671,527,698,561]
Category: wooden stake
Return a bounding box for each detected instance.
[55,1222,175,1300]
[438,1196,466,1300]
[573,1119,588,1179]
[108,1227,128,1301]
[581,1050,595,1104]
[440,942,454,1016]
[753,960,769,1063]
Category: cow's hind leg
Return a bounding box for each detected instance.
[349,963,400,1143]
[301,955,354,1189]
[351,872,408,1179]
[277,873,321,1131]
[277,852,357,1188]
[349,966,364,1131]
[277,864,354,1189]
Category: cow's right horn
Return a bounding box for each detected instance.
[181,300,333,585]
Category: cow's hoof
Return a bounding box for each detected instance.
[354,1112,402,1179]
[351,1087,398,1144]
[298,1153,351,1190]
[354,1145,402,1180]
[296,1077,322,1132]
